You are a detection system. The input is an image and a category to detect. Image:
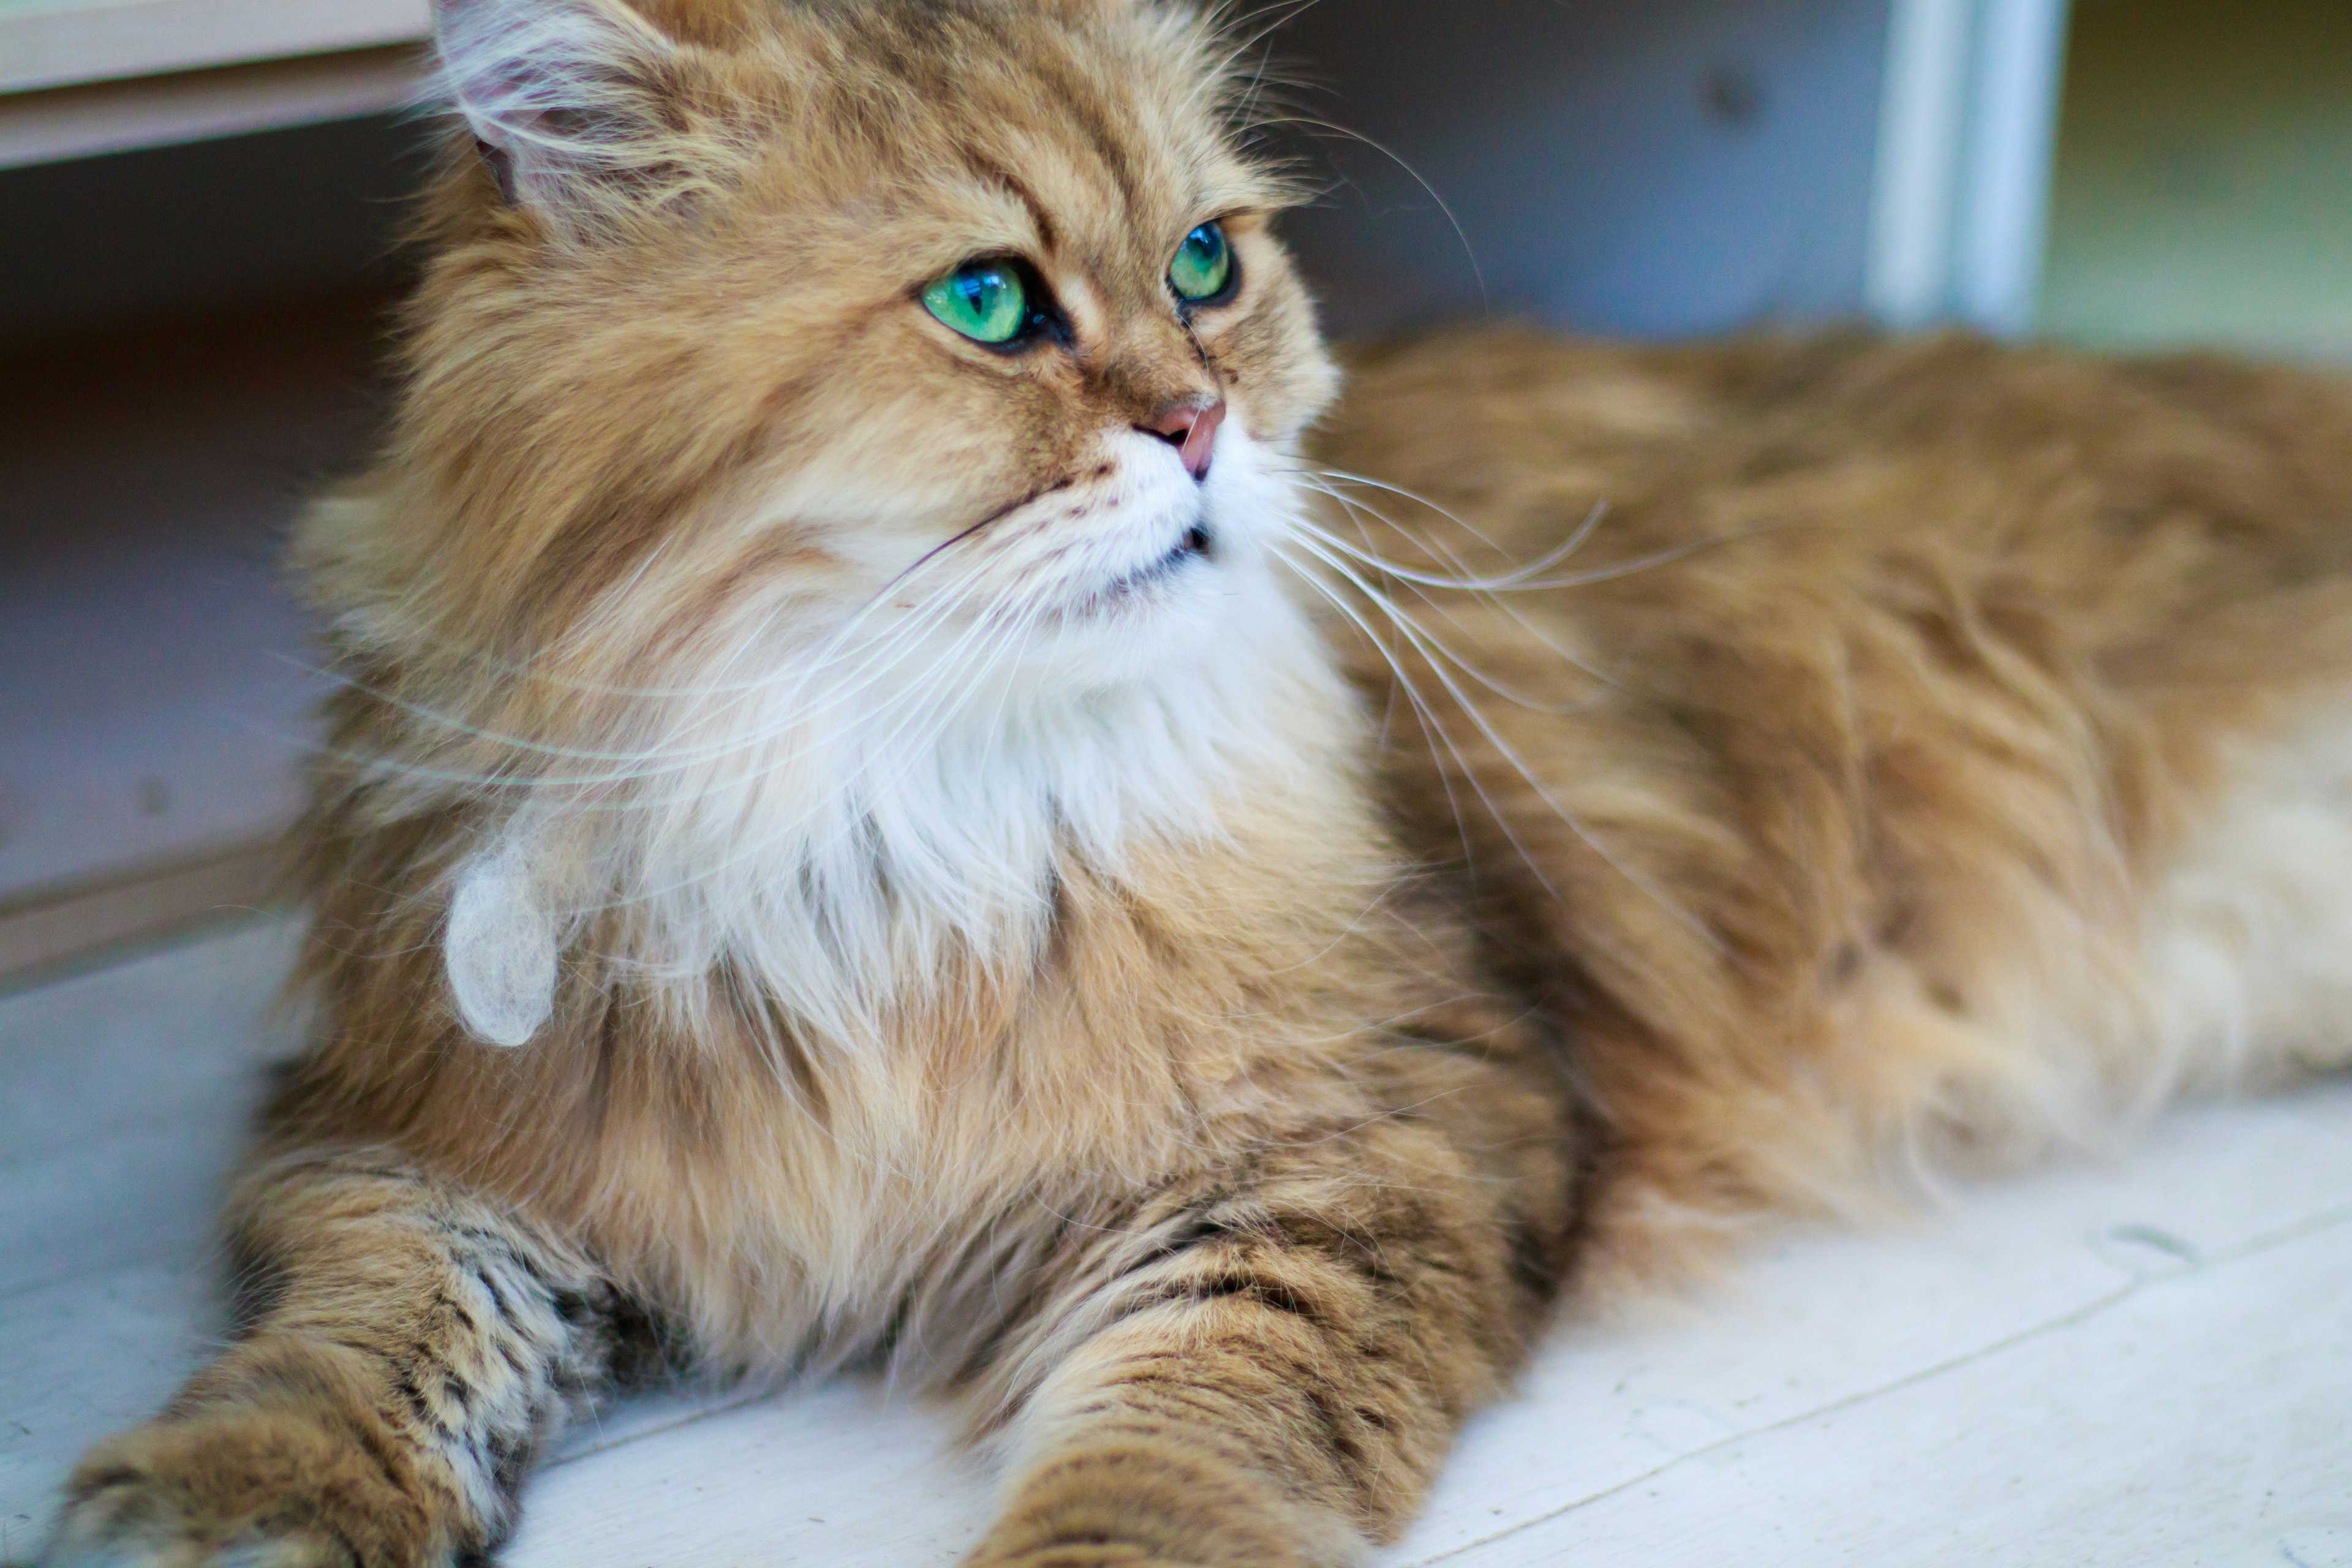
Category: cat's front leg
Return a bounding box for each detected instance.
[966,1076,1576,1568]
[37,1153,646,1568]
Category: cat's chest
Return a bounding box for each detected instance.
[579,979,1224,1362]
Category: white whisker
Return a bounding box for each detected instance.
[1278,533,1721,949]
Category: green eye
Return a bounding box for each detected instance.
[923,260,1030,344]
[1169,222,1234,303]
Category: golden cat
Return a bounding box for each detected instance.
[35,0,2352,1563]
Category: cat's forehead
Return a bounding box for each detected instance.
[747,0,1273,269]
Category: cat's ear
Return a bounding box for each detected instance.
[430,0,691,236]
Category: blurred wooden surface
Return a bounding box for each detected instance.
[0,0,427,167]
[0,0,424,96]
[2,922,2346,1566]
[0,836,279,992]
[0,45,420,168]
[0,297,386,973]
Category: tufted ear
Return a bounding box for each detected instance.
[430,0,690,236]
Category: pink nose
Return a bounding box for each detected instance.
[1142,400,1225,481]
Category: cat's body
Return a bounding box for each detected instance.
[1330,328,2352,1277]
[34,2,2352,1566]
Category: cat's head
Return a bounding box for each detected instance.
[306,0,1349,1043]
[319,0,1335,709]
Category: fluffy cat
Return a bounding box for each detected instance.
[36,0,2352,1564]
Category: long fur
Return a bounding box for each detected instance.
[35,2,2352,1566]
[1317,328,2352,1276]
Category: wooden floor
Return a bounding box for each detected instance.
[2,920,2348,1566]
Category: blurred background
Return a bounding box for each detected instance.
[1,0,2348,982]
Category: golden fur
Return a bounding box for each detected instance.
[34,1,2352,1565]
[1320,328,2352,1282]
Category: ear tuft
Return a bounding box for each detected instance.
[430,0,687,234]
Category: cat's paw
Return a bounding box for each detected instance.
[963,1551,1200,1568]
[33,1408,435,1568]
[966,1445,1325,1568]
[37,1499,344,1568]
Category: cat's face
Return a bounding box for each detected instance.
[372,0,1336,721]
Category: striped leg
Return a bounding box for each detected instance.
[968,1076,1576,1568]
[39,1155,655,1568]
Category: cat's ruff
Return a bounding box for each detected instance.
[440,421,1337,1054]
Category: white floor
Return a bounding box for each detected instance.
[2,922,2348,1567]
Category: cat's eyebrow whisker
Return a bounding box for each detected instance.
[1186,6,1282,122]
[1253,114,1488,315]
[1203,0,1327,125]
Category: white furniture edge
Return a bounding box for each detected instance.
[1866,0,2075,335]
[0,43,424,168]
[0,0,429,95]
[0,834,283,990]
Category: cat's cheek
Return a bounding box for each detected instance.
[1212,314,1336,447]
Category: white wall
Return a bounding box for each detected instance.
[1867,0,2073,334]
[1280,0,2071,342]
[0,1,2081,347]
[1278,0,1896,339]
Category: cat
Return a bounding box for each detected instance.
[34,0,2352,1564]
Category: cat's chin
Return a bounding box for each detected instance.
[1058,521,1216,623]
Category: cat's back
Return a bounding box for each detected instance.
[1310,325,2352,1272]
[1322,323,2352,571]
[1314,323,2352,693]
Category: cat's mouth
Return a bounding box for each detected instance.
[1086,522,1215,611]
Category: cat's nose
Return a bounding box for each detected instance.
[1139,399,1224,481]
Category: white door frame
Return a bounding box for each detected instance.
[1866,0,2074,335]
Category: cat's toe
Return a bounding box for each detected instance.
[36,1498,344,1568]
[34,1408,424,1568]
